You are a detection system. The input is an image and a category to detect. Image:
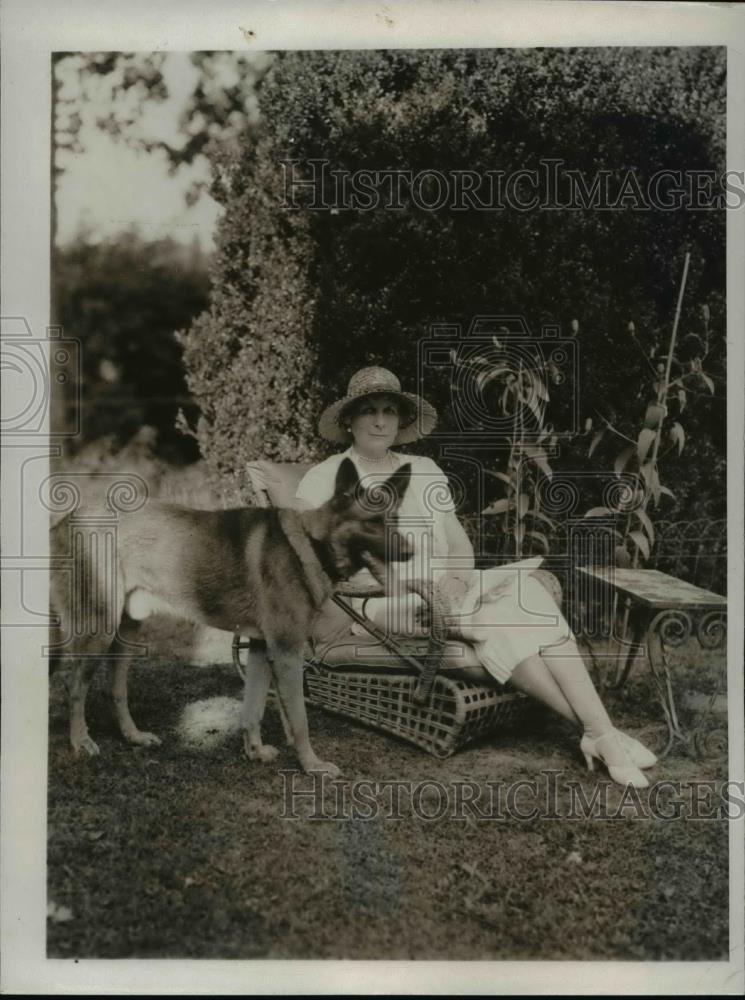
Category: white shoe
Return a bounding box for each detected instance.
[615,729,658,770]
[580,732,649,789]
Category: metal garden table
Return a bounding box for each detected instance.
[576,567,727,757]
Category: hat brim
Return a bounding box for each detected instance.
[318,390,438,445]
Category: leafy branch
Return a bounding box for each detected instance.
[475,333,587,558]
[583,254,719,569]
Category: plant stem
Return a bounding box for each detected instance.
[620,252,690,651]
[516,362,524,558]
[645,251,690,506]
[506,400,517,557]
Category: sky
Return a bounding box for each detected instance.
[54,52,240,252]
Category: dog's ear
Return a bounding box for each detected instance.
[382,462,411,510]
[331,457,360,507]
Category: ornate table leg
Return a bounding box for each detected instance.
[695,609,728,653]
[613,602,652,689]
[644,609,727,758]
[690,611,728,758]
[645,610,694,757]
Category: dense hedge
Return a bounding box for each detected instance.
[181,48,726,516]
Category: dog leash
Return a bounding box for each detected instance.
[330,578,447,704]
[233,581,447,704]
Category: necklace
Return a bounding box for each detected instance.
[351,447,395,466]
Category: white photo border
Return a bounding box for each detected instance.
[2,0,743,994]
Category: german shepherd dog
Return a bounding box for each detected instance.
[50,458,412,776]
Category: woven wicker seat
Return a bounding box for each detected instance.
[240,459,542,757]
[304,667,527,759]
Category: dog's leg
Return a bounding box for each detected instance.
[110,618,161,747]
[51,523,106,756]
[274,687,295,747]
[112,657,162,748]
[270,648,340,777]
[68,659,102,756]
[241,640,280,763]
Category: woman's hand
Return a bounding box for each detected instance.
[438,571,473,612]
[441,511,476,609]
[361,593,428,636]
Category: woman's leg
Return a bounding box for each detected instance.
[311,598,357,656]
[481,650,581,727]
[539,636,614,741]
[464,573,649,774]
[489,644,615,740]
[464,571,612,735]
[495,644,647,780]
[534,638,651,774]
[480,633,618,740]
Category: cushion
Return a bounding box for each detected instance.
[318,632,492,683]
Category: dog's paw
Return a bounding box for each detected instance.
[302,758,341,778]
[72,734,100,757]
[246,743,280,763]
[125,730,162,748]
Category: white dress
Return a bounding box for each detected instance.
[295,449,573,683]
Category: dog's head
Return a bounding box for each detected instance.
[323,457,413,584]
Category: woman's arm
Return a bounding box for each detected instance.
[440,510,476,607]
[444,509,475,567]
[293,496,316,512]
[294,457,339,510]
[363,513,473,633]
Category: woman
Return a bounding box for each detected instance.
[295,367,657,788]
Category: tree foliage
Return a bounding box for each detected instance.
[53,232,209,460]
[181,48,726,515]
[52,51,271,213]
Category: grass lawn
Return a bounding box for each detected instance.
[47,625,729,961]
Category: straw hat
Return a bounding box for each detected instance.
[318,366,438,445]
